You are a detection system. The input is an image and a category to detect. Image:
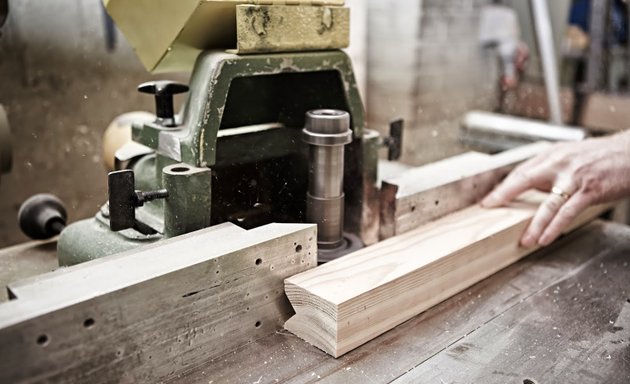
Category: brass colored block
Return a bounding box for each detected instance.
[235,5,349,54]
[104,0,346,73]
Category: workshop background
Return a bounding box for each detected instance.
[0,0,626,246]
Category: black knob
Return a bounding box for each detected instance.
[18,194,67,240]
[137,80,189,127]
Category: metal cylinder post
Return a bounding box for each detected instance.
[302,109,352,249]
[530,0,563,124]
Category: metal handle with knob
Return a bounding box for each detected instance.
[137,80,189,127]
[18,194,67,240]
[108,169,168,231]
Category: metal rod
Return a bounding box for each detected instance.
[462,110,587,142]
[585,0,609,93]
[530,0,563,124]
[135,189,169,205]
[302,109,352,249]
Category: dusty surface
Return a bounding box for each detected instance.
[177,221,630,383]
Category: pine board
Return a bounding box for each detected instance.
[168,221,629,383]
[285,191,610,357]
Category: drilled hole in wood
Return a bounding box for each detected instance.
[434,200,439,206]
[215,270,219,274]
[255,258,262,265]
[255,321,262,328]
[411,205,416,212]
[295,244,302,253]
[83,318,95,328]
[36,334,49,346]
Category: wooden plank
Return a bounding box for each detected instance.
[379,142,550,239]
[0,222,317,383]
[393,222,630,384]
[175,221,629,383]
[379,151,491,239]
[285,191,610,358]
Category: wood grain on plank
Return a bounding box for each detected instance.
[393,221,630,384]
[379,142,551,239]
[167,222,628,383]
[0,222,316,383]
[285,191,610,358]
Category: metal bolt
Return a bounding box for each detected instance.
[134,189,169,206]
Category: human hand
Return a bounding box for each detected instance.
[481,133,630,247]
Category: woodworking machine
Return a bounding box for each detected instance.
[4,3,630,382]
[17,1,400,266]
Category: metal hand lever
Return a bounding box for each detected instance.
[137,80,189,127]
[108,170,168,231]
[18,194,67,240]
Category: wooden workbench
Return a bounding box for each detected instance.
[1,221,629,383]
[182,220,630,383]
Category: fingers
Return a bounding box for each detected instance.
[538,192,592,246]
[482,145,565,208]
[482,165,548,207]
[520,193,567,247]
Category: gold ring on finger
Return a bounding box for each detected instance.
[550,186,571,201]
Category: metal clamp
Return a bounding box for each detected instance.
[108,170,168,231]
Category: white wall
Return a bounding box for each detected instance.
[345,0,368,106]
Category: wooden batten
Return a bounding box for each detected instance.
[379,142,552,240]
[285,192,610,357]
